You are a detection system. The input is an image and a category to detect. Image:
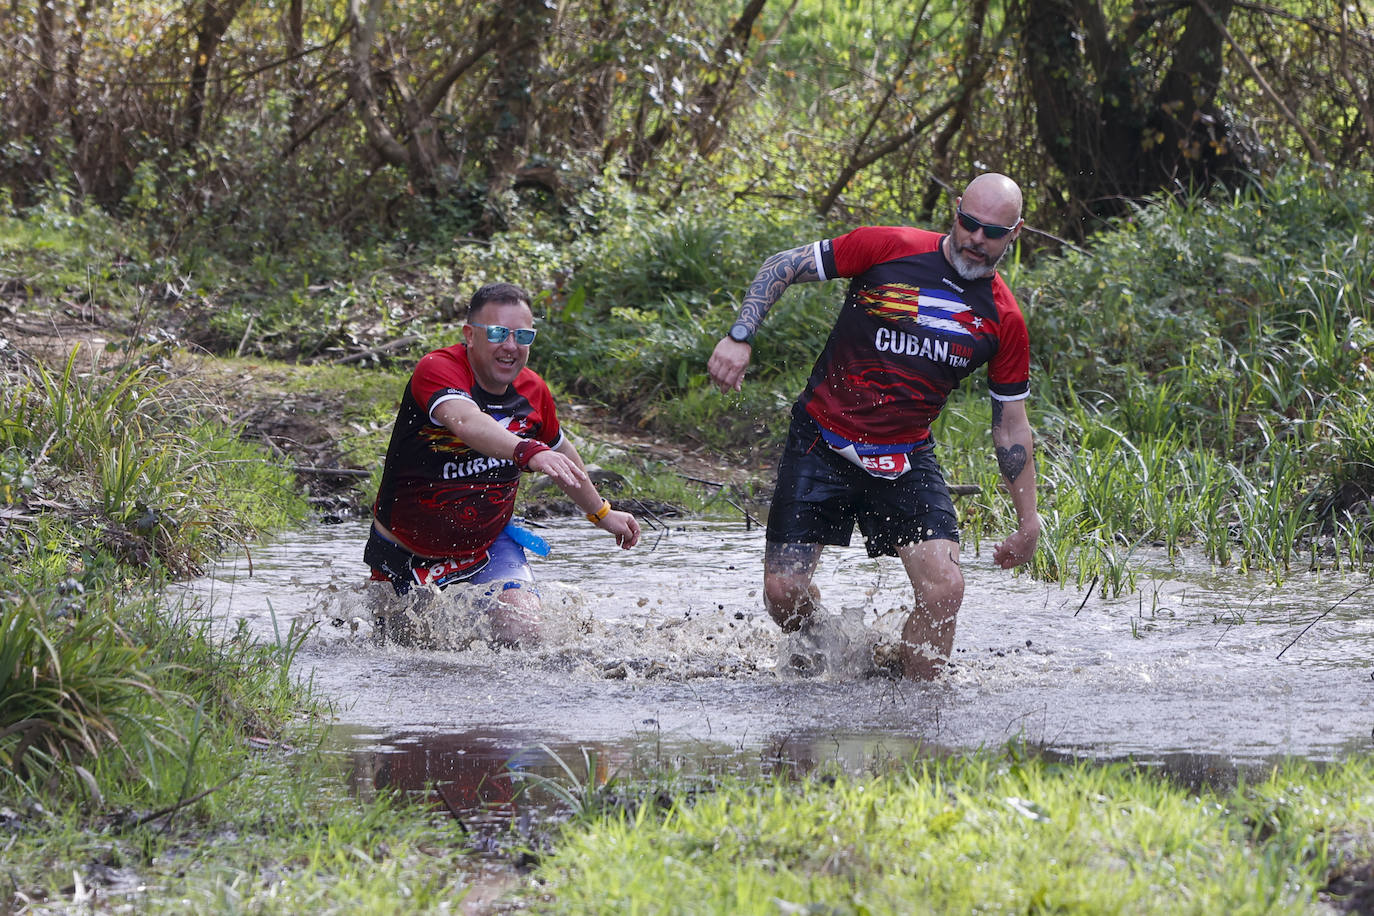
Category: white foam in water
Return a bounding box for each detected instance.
[775,606,881,681]
[313,573,788,680]
[178,518,1374,765]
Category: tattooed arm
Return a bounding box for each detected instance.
[990,397,1041,569]
[707,245,821,392]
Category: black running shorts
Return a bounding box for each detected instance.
[765,407,959,557]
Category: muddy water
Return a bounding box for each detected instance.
[184,516,1374,780]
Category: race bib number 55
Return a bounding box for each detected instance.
[858,452,911,477]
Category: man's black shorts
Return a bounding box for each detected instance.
[765,407,959,557]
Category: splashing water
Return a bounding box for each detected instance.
[179,518,1374,769]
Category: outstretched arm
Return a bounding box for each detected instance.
[432,398,588,490]
[549,438,641,549]
[707,244,821,392]
[990,397,1040,569]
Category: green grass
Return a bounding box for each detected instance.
[1,761,476,914]
[0,328,315,810]
[525,748,1374,915]
[2,347,309,581]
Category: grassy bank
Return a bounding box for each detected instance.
[522,747,1374,914]
[0,338,481,911]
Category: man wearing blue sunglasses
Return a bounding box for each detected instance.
[707,172,1038,680]
[367,282,641,646]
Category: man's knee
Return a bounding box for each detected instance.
[920,562,964,606]
[901,539,964,607]
[763,574,817,632]
[489,586,541,647]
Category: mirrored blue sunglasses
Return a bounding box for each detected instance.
[469,322,536,346]
[956,207,1018,240]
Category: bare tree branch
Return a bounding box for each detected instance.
[1194,0,1329,167]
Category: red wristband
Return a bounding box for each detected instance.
[512,439,551,470]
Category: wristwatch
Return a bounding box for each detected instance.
[728,322,754,345]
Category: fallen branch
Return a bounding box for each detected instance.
[332,335,422,365]
[293,465,371,478]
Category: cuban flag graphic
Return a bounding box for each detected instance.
[860,284,979,339]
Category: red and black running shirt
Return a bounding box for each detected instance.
[371,344,562,561]
[803,226,1030,446]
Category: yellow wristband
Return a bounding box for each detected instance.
[585,499,611,524]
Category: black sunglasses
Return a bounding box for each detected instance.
[956,207,1018,240]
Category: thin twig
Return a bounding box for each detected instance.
[125,774,240,828]
[1276,583,1374,658]
[627,498,668,531]
[626,498,670,552]
[1072,575,1099,617]
[435,783,471,832]
[721,495,762,530]
[676,472,724,488]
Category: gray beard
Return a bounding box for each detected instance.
[949,244,1003,281]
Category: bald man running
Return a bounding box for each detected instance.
[708,173,1040,680]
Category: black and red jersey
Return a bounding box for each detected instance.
[371,344,562,560]
[803,226,1030,446]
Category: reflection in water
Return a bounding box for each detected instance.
[336,724,1328,854]
[181,518,1374,776]
[338,725,939,853]
[348,730,528,844]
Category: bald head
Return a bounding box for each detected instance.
[944,173,1024,281]
[961,173,1023,226]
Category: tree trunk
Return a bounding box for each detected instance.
[183,0,248,151]
[285,0,305,143]
[28,0,58,165]
[480,0,550,221]
[1022,0,1248,231]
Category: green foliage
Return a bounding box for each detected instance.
[2,745,476,912]
[1,347,307,578]
[1020,168,1374,581]
[0,336,318,809]
[538,203,833,441]
[526,749,1374,914]
[0,585,168,790]
[0,183,154,297]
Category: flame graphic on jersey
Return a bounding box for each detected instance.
[859,283,922,324]
[417,414,532,456]
[419,424,469,454]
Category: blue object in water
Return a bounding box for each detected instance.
[504,522,550,557]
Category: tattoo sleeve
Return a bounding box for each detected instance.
[736,245,820,334]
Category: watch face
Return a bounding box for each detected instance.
[730,324,751,343]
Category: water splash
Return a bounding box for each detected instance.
[183,518,1374,765]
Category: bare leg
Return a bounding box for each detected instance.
[488,587,542,647]
[896,539,964,680]
[763,541,824,632]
